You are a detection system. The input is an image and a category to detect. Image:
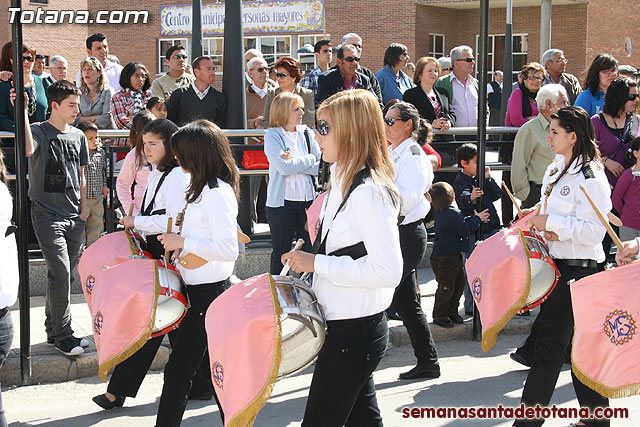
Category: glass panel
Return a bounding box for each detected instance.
[299,54,315,72]
[428,35,434,55]
[244,38,257,51]
[276,37,290,54]
[513,54,527,71]
[261,37,275,56]
[435,35,443,54]
[202,39,211,56]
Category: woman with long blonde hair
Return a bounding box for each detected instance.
[283,89,402,426]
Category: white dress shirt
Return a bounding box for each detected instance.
[177,178,239,285]
[191,82,211,100]
[134,166,190,235]
[390,137,433,225]
[450,73,479,127]
[251,83,267,99]
[0,182,18,308]
[282,129,315,202]
[313,164,403,321]
[538,155,611,262]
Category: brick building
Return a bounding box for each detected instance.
[0,0,638,87]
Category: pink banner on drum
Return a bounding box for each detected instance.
[571,262,640,398]
[306,192,326,245]
[465,228,531,352]
[205,273,282,427]
[90,259,159,381]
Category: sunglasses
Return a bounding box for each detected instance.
[172,54,188,60]
[23,56,34,63]
[384,117,407,126]
[628,94,639,101]
[456,57,475,63]
[317,120,330,135]
[275,72,290,79]
[253,67,268,73]
[342,56,360,63]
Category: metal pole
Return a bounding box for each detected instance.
[473,0,490,342]
[500,0,513,125]
[540,0,552,54]
[191,0,203,59]
[222,0,251,234]
[11,0,31,385]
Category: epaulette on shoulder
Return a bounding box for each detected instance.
[207,176,219,189]
[410,144,422,156]
[581,164,595,179]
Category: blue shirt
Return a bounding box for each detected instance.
[575,89,605,117]
[300,66,323,98]
[375,65,414,105]
[432,206,482,256]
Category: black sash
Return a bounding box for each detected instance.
[139,166,175,259]
[312,168,370,260]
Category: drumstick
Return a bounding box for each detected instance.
[165,217,173,260]
[579,185,623,250]
[128,204,134,216]
[502,181,523,218]
[280,238,305,276]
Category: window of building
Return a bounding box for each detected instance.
[244,36,291,66]
[297,35,325,73]
[158,38,189,74]
[477,34,528,80]
[203,37,224,73]
[429,34,445,58]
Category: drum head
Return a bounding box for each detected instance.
[528,258,557,304]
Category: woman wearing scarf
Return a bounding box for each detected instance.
[506,62,546,127]
[110,62,152,160]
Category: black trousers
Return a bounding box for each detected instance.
[520,182,542,210]
[430,253,466,321]
[302,312,388,427]
[156,279,229,427]
[392,221,438,367]
[514,264,610,427]
[266,200,313,274]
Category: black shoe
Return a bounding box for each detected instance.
[48,335,90,347]
[188,391,213,401]
[509,352,531,367]
[449,314,464,324]
[54,336,84,356]
[433,318,454,328]
[399,364,441,380]
[92,394,125,410]
[516,311,531,317]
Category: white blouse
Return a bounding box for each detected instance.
[0,182,18,308]
[282,129,315,202]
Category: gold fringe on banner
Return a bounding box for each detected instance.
[481,229,532,352]
[227,274,284,427]
[98,263,161,382]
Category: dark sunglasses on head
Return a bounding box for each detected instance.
[317,120,330,135]
[172,54,188,60]
[275,72,290,79]
[342,56,360,63]
[629,93,639,101]
[253,67,268,73]
[456,57,475,63]
[23,56,34,63]
[384,117,407,126]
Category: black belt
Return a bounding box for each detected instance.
[327,311,384,326]
[553,258,598,268]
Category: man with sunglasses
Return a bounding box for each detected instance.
[316,44,380,108]
[151,45,195,101]
[341,33,384,105]
[541,49,581,105]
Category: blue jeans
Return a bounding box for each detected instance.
[303,312,388,427]
[31,202,85,341]
[0,309,14,427]
[266,200,312,274]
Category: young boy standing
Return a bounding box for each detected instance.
[17,80,90,356]
[76,121,107,247]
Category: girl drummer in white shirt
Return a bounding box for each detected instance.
[93,118,191,410]
[384,101,441,380]
[515,106,611,427]
[156,119,239,426]
[283,89,403,427]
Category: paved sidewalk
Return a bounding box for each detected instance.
[0,268,535,387]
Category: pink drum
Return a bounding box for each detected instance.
[519,230,560,312]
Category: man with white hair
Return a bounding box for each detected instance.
[340,33,383,105]
[245,48,263,85]
[510,84,569,209]
[438,57,452,76]
[435,45,483,127]
[541,48,581,105]
[45,56,68,86]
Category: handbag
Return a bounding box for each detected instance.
[242,139,269,170]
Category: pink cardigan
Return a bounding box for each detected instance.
[505,88,539,127]
[116,149,149,215]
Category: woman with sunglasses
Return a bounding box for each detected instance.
[262,56,314,128]
[263,91,320,274]
[383,101,441,379]
[75,56,115,129]
[576,54,619,117]
[0,42,48,132]
[282,89,402,426]
[505,62,546,127]
[375,43,414,105]
[514,105,612,427]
